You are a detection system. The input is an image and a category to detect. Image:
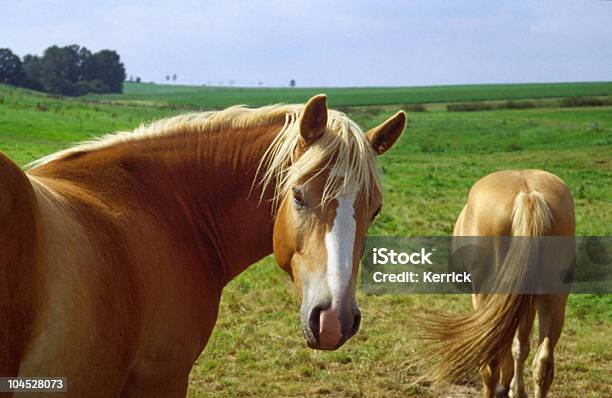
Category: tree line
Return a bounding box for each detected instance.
[0,45,126,96]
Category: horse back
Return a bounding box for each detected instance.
[0,152,42,377]
[461,169,575,236]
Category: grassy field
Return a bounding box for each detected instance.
[86,81,612,109]
[1,83,610,397]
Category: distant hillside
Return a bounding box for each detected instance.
[86,81,612,108]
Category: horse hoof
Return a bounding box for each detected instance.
[495,385,509,398]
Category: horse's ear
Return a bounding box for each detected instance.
[365,111,406,155]
[299,94,328,145]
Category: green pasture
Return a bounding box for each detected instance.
[0,83,610,396]
[85,81,612,109]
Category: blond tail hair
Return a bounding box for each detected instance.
[418,191,553,384]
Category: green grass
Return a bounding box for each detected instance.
[1,83,610,397]
[85,81,612,109]
[0,84,178,165]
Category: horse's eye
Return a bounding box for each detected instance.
[292,187,306,208]
[372,206,382,221]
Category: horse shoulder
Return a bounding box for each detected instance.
[0,152,42,376]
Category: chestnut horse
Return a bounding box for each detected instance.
[0,95,405,397]
[422,170,575,398]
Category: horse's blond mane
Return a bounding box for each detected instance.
[258,108,380,210]
[28,103,381,209]
[27,104,300,168]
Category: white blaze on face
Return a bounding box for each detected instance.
[324,180,357,307]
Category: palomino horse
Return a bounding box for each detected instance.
[422,170,575,398]
[0,94,406,397]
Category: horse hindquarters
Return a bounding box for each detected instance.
[423,170,574,398]
[0,153,41,378]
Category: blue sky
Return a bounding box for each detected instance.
[2,0,611,87]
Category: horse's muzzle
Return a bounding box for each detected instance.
[302,304,361,350]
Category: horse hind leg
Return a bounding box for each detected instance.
[496,311,534,398]
[497,349,513,397]
[481,355,501,398]
[508,305,535,398]
[471,294,497,398]
[473,293,535,398]
[533,294,567,398]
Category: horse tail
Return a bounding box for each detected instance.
[0,152,41,376]
[420,190,552,384]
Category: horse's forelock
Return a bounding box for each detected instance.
[257,109,381,211]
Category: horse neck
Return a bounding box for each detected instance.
[149,124,279,284]
[33,123,280,286]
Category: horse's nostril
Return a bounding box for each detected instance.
[351,310,361,336]
[308,305,322,343]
